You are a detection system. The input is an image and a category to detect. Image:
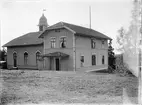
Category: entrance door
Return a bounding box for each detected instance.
[55,58,60,71]
[14,58,17,67]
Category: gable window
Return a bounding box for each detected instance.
[36,52,41,65]
[55,29,60,32]
[102,40,105,48]
[51,37,56,48]
[92,54,96,65]
[102,55,105,64]
[24,52,28,65]
[60,37,66,48]
[91,39,96,49]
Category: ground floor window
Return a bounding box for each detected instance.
[80,55,84,67]
[24,52,28,65]
[13,52,17,67]
[102,55,105,64]
[36,52,41,65]
[92,54,96,65]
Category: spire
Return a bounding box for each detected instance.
[38,10,48,31]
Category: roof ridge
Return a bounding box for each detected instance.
[60,21,91,30]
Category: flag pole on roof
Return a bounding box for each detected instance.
[89,6,91,29]
[43,9,46,14]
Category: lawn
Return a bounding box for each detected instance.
[0,70,138,105]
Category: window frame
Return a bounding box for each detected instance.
[24,52,28,65]
[60,36,67,48]
[50,37,56,48]
[91,39,96,49]
[36,51,41,65]
[55,29,60,32]
[92,54,96,65]
[102,55,105,65]
[102,40,105,48]
[39,26,43,31]
[13,51,17,59]
[80,54,84,67]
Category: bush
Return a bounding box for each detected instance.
[114,54,134,77]
[0,61,7,69]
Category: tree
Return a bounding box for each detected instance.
[116,27,126,53]
[0,48,7,61]
[108,40,115,73]
[116,0,140,76]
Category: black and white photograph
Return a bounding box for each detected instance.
[0,0,141,104]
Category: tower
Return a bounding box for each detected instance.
[38,13,48,32]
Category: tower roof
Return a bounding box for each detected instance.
[38,14,48,26]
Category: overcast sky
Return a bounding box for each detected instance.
[0,0,133,53]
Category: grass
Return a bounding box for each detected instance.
[0,70,138,104]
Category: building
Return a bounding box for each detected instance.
[3,14,112,72]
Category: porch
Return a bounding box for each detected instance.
[41,52,70,71]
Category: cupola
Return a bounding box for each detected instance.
[38,13,48,31]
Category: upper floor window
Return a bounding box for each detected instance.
[36,52,41,65]
[51,37,56,48]
[24,52,28,65]
[102,55,105,64]
[60,37,66,48]
[91,39,96,49]
[102,40,105,48]
[92,54,96,65]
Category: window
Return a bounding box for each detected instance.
[80,55,84,67]
[36,52,41,65]
[13,52,17,67]
[39,26,43,31]
[91,39,96,49]
[24,52,28,65]
[60,37,66,48]
[13,52,17,59]
[55,29,60,32]
[102,55,105,64]
[92,54,96,65]
[51,37,56,48]
[102,40,105,48]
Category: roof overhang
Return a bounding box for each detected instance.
[3,43,43,47]
[41,52,69,58]
[75,33,112,40]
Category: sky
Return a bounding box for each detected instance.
[0,0,133,53]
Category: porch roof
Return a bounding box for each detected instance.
[41,52,69,57]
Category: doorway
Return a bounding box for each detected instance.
[55,58,60,71]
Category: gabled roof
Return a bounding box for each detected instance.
[3,32,43,47]
[39,22,112,40]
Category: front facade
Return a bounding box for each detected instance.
[39,23,110,72]
[3,14,111,72]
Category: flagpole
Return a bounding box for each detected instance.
[89,6,91,29]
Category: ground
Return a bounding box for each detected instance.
[0,69,138,105]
